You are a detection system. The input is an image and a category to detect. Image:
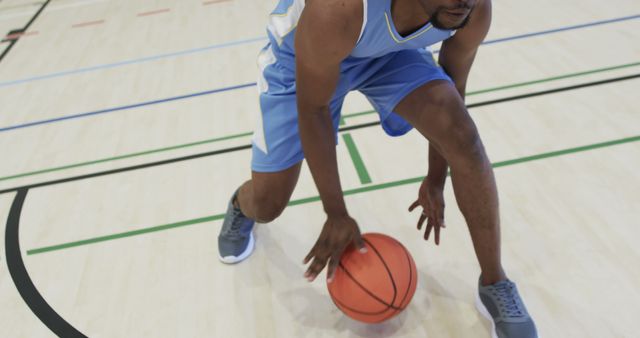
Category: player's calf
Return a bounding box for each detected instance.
[251,191,289,223]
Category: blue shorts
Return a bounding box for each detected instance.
[251,47,452,172]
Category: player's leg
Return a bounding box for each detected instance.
[218,84,306,264]
[395,69,538,338]
[219,48,348,264]
[394,80,505,283]
[360,49,537,337]
[218,162,301,264]
[236,162,302,223]
[357,48,503,283]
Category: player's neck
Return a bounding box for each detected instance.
[390,0,432,37]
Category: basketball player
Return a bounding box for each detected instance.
[218,0,537,336]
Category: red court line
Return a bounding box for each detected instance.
[71,19,105,28]
[137,8,171,17]
[202,0,232,5]
[4,31,39,40]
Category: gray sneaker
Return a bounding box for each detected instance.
[476,278,538,338]
[217,190,256,264]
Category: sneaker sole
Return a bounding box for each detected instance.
[218,232,255,264]
[475,292,498,338]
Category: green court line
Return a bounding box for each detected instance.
[26,134,640,256]
[3,61,640,184]
[467,61,640,95]
[0,132,253,182]
[342,110,376,120]
[342,133,372,184]
[26,215,226,255]
[340,61,640,120]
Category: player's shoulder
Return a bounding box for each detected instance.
[303,0,363,23]
[300,0,363,43]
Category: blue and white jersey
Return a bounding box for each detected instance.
[258,0,455,83]
[251,0,457,171]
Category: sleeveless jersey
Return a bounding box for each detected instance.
[261,0,455,73]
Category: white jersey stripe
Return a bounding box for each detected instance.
[267,0,306,45]
[254,46,277,154]
[357,0,368,44]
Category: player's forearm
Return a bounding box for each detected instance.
[298,106,348,217]
[428,143,448,187]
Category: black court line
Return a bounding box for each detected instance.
[0,0,51,63]
[0,72,638,195]
[0,144,252,194]
[339,73,640,132]
[4,73,639,338]
[5,189,88,337]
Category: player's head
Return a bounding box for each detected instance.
[418,0,477,30]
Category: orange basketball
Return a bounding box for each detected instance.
[327,233,418,323]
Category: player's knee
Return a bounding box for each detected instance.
[451,120,482,153]
[432,106,485,165]
[252,193,288,223]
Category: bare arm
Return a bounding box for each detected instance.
[296,0,360,216]
[295,0,365,281]
[439,0,492,96]
[411,0,492,242]
[429,0,492,181]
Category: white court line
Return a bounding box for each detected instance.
[0,2,42,14]
[0,0,109,22]
[48,0,109,12]
[0,10,38,21]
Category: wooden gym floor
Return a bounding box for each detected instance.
[0,0,639,337]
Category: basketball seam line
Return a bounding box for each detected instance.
[390,241,416,317]
[334,237,402,312]
[336,262,401,312]
[364,237,399,307]
[331,295,391,316]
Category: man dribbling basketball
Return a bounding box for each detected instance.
[218,0,538,336]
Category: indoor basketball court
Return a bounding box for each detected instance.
[1,0,639,337]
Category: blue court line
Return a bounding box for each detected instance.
[0,83,256,132]
[0,37,268,88]
[483,14,640,45]
[0,14,638,88]
[0,14,638,133]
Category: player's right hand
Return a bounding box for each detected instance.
[303,214,366,283]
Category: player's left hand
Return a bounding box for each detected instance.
[409,176,446,245]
